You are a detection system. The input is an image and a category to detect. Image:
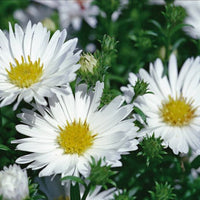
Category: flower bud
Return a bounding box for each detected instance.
[79,53,97,74]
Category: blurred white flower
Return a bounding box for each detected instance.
[14,4,54,29]
[111,0,129,21]
[150,0,200,39]
[181,1,200,39]
[0,164,29,200]
[100,0,129,22]
[34,0,99,30]
[86,43,96,53]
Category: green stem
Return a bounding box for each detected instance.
[81,183,92,200]
[0,108,2,127]
[104,74,110,90]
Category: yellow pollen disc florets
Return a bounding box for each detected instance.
[160,96,197,127]
[6,56,43,88]
[57,120,96,155]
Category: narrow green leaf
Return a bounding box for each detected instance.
[170,23,192,36]
[172,38,186,51]
[149,20,162,31]
[133,106,146,123]
[146,30,158,37]
[70,182,81,200]
[0,144,10,151]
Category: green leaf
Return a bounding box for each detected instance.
[128,34,137,41]
[149,20,162,32]
[169,23,191,37]
[149,182,176,200]
[133,106,146,123]
[171,38,186,51]
[146,30,158,37]
[0,144,10,151]
[191,155,200,169]
[70,182,81,200]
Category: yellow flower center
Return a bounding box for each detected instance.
[57,120,96,155]
[6,56,43,88]
[160,96,196,127]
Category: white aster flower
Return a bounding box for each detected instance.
[13,81,138,178]
[34,0,99,30]
[126,54,200,154]
[0,21,80,109]
[0,164,29,200]
[149,0,200,39]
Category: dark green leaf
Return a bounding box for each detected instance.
[0,144,10,151]
[191,155,200,169]
[70,182,81,200]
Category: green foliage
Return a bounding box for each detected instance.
[132,79,151,101]
[78,35,118,88]
[0,106,21,169]
[148,3,188,69]
[191,155,200,169]
[139,134,166,166]
[94,0,120,18]
[0,0,28,29]
[0,144,10,151]
[149,182,176,200]
[163,4,186,27]
[129,30,156,50]
[26,179,46,200]
[94,35,118,78]
[88,157,117,189]
[99,88,121,108]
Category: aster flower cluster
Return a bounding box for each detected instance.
[1,0,200,199]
